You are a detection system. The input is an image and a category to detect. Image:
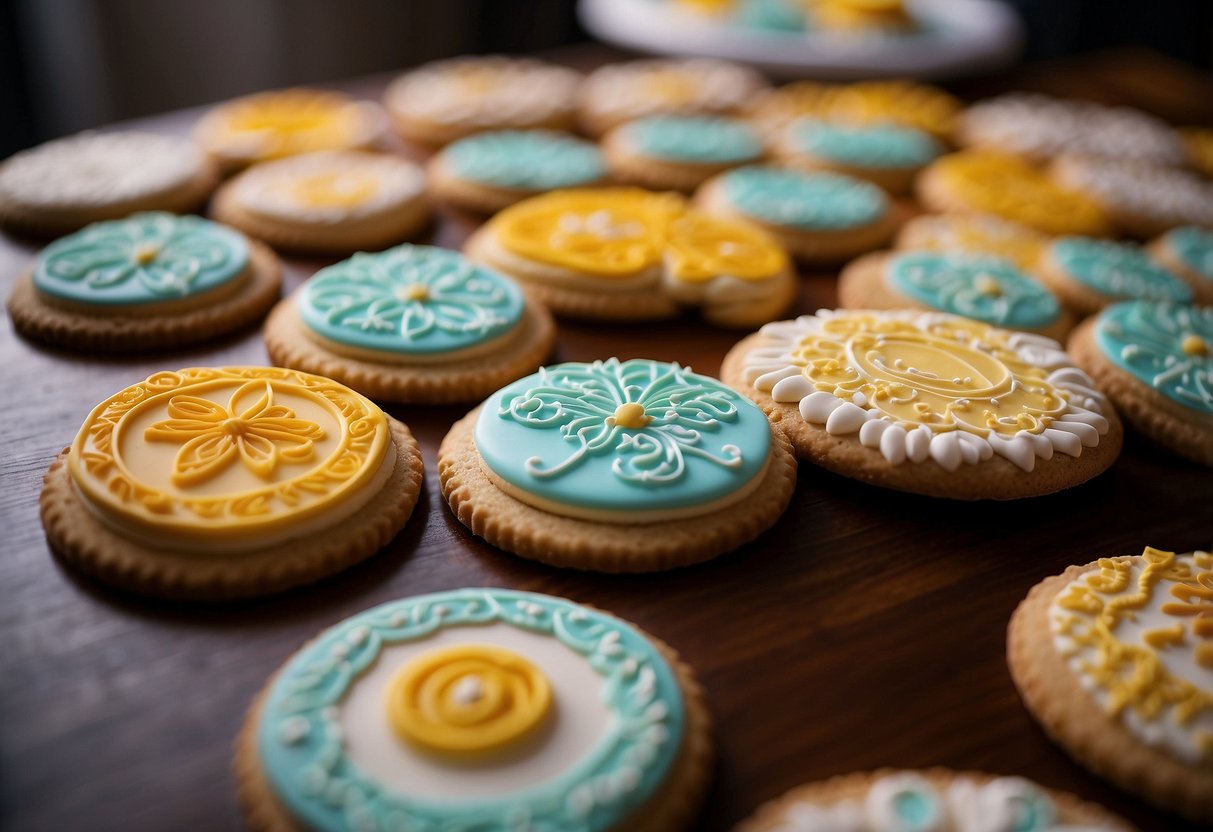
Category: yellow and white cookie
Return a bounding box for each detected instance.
[895,213,1048,272]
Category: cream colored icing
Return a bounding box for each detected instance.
[581,59,766,122]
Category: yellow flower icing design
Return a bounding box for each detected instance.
[665,212,788,282]
[750,80,961,140]
[219,90,368,159]
[1052,548,1213,763]
[145,380,326,487]
[386,644,552,756]
[289,171,378,209]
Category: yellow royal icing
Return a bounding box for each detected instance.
[900,215,1048,272]
[751,80,961,140]
[68,367,390,547]
[288,170,379,209]
[491,188,787,281]
[216,90,369,160]
[1052,547,1213,763]
[386,644,552,756]
[929,151,1108,236]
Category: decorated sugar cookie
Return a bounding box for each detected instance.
[958,92,1187,165]
[1037,237,1192,317]
[895,213,1048,272]
[603,115,764,193]
[736,769,1132,831]
[439,358,796,571]
[428,130,608,215]
[773,116,943,195]
[839,251,1071,340]
[39,366,424,600]
[384,57,582,147]
[578,58,769,137]
[211,151,430,256]
[1050,154,1213,238]
[264,244,555,403]
[721,309,1122,499]
[1009,547,1213,822]
[1069,301,1212,467]
[0,131,218,237]
[194,89,386,171]
[464,188,796,328]
[1149,225,1213,305]
[7,212,282,353]
[236,588,713,831]
[916,151,1110,237]
[746,79,962,141]
[696,166,897,264]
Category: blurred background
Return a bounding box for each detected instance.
[1,0,1210,157]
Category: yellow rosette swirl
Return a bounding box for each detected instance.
[386,644,553,756]
[665,211,788,282]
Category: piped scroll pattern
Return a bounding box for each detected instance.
[1095,301,1213,415]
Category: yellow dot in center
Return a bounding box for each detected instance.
[613,402,652,429]
[398,284,429,302]
[1182,333,1209,356]
[974,274,1003,297]
[133,243,160,265]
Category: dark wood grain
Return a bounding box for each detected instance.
[2,46,1212,832]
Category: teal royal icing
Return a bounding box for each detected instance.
[1053,237,1193,302]
[625,115,763,164]
[721,166,888,230]
[790,117,941,169]
[475,358,771,515]
[1094,301,1213,415]
[299,244,524,356]
[257,588,685,832]
[888,251,1061,330]
[737,0,807,31]
[33,211,248,306]
[444,130,606,190]
[1168,225,1213,281]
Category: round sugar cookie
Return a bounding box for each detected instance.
[773,116,943,196]
[696,166,898,264]
[211,151,430,256]
[916,151,1110,238]
[194,89,387,171]
[7,212,282,353]
[1148,225,1213,305]
[1036,237,1193,318]
[958,92,1187,165]
[578,58,769,137]
[895,213,1048,272]
[603,115,764,193]
[427,130,609,215]
[722,309,1122,500]
[1009,546,1213,822]
[1069,301,1213,467]
[438,358,797,572]
[736,768,1132,831]
[264,244,555,404]
[39,366,424,600]
[839,251,1072,341]
[0,131,218,238]
[464,188,796,329]
[384,57,582,147]
[236,588,713,832]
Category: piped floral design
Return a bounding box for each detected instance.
[1096,301,1213,414]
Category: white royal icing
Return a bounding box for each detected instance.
[581,58,767,122]
[1051,155,1213,228]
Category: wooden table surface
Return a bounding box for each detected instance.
[2,45,1212,832]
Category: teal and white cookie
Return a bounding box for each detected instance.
[775,116,943,195]
[1071,300,1213,467]
[264,243,555,403]
[839,250,1071,340]
[1148,225,1213,305]
[237,588,713,832]
[604,115,764,192]
[1039,236,1193,317]
[8,211,282,352]
[696,165,897,263]
[439,358,797,571]
[428,130,608,214]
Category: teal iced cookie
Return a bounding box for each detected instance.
[1053,237,1192,302]
[789,117,941,169]
[33,211,248,307]
[1166,225,1213,281]
[719,166,888,230]
[623,116,763,165]
[443,130,606,191]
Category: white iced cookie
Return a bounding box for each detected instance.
[1050,155,1213,238]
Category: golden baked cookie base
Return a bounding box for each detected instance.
[735,767,1133,831]
[39,418,423,601]
[263,296,556,404]
[1008,563,1213,823]
[1070,318,1213,468]
[235,627,714,832]
[837,251,1074,342]
[427,154,611,216]
[7,238,282,353]
[389,111,576,150]
[721,332,1124,500]
[438,408,797,572]
[1035,247,1127,318]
